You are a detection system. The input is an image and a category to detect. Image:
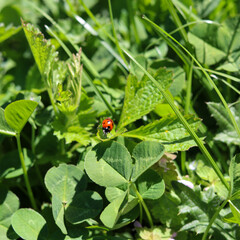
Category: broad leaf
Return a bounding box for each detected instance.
[65,191,103,224]
[131,141,165,182]
[45,163,87,204]
[84,141,132,187]
[100,192,127,228]
[118,68,173,129]
[11,209,48,240]
[21,19,57,76]
[123,115,202,152]
[0,108,16,136]
[4,100,38,133]
[0,186,19,240]
[136,169,165,200]
[188,23,227,66]
[229,154,240,199]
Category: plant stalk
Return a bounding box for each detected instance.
[16,133,37,210]
[132,183,153,228]
[202,199,228,240]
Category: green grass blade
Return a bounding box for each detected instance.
[142,15,240,139]
[108,0,128,66]
[122,47,229,190]
[165,0,188,43]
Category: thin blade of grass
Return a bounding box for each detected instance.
[121,47,229,190]
[142,15,240,139]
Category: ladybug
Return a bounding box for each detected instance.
[102,118,114,135]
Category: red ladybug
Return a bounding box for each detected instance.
[102,118,114,135]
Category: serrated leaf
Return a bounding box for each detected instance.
[131,141,165,182]
[118,68,173,129]
[0,108,16,136]
[0,186,19,240]
[207,102,235,131]
[21,19,57,76]
[207,102,240,145]
[11,209,48,240]
[0,24,21,43]
[123,115,202,152]
[65,191,103,224]
[229,154,240,199]
[84,141,132,187]
[4,100,38,133]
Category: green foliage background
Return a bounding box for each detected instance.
[1,0,240,239]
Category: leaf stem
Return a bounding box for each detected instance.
[202,199,228,240]
[132,183,153,228]
[16,133,37,210]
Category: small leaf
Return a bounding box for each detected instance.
[52,195,67,234]
[21,19,57,76]
[100,192,127,228]
[0,186,19,239]
[118,68,173,129]
[45,164,87,204]
[4,100,38,133]
[11,208,48,240]
[0,108,16,136]
[65,191,103,224]
[84,141,132,187]
[229,154,240,199]
[136,169,165,200]
[131,141,165,182]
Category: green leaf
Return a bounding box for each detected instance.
[118,68,173,129]
[45,163,87,204]
[131,141,165,182]
[225,201,240,226]
[0,186,19,240]
[65,191,103,224]
[21,19,57,76]
[136,169,165,200]
[207,102,240,145]
[11,208,48,240]
[196,160,228,199]
[52,195,67,234]
[229,154,240,199]
[0,23,21,43]
[150,59,186,97]
[123,115,202,152]
[188,31,226,66]
[0,108,16,136]
[100,192,127,228]
[4,100,38,133]
[84,141,132,187]
[0,149,33,179]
